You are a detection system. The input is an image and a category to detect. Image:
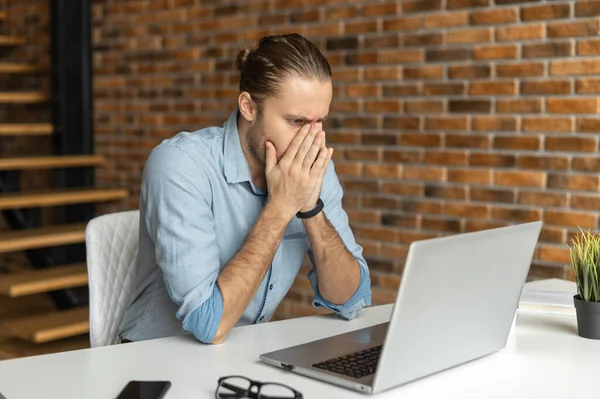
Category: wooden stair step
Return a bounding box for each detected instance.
[0,335,90,360]
[0,307,89,343]
[0,263,88,297]
[0,223,87,253]
[0,155,103,170]
[0,62,40,74]
[0,36,26,46]
[0,92,49,103]
[0,123,53,136]
[0,188,128,210]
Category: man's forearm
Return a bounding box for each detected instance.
[212,203,290,343]
[303,212,361,305]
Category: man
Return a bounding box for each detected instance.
[119,33,371,345]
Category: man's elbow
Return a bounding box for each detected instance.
[209,324,229,345]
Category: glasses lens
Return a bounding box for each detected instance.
[259,383,297,399]
[217,377,252,399]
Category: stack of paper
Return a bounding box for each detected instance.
[518,278,577,316]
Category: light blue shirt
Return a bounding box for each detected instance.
[120,110,372,343]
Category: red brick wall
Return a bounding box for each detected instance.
[11,0,594,318]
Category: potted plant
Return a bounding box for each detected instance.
[569,229,600,339]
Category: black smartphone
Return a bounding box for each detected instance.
[115,380,171,399]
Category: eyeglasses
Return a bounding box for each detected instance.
[215,375,303,399]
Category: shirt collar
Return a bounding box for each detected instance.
[223,109,253,184]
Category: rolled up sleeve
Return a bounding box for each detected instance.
[307,161,372,320]
[141,143,222,343]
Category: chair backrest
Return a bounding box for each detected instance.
[85,210,140,347]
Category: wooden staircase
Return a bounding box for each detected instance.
[0,13,127,359]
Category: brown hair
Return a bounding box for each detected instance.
[236,33,332,104]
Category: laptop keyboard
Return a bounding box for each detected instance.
[312,345,382,379]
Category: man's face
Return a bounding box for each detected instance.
[247,75,333,166]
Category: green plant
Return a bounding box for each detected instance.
[569,229,600,302]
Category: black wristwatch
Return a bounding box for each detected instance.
[296,198,324,219]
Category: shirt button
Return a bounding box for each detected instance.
[259,316,264,322]
[269,284,274,290]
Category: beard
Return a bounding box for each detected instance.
[246,114,268,167]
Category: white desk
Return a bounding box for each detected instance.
[1,280,599,399]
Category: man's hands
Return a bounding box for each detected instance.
[265,123,333,219]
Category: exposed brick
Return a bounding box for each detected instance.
[578,39,600,55]
[325,6,360,20]
[469,153,516,167]
[472,116,518,132]
[424,12,468,29]
[576,79,600,94]
[380,49,424,64]
[470,8,518,25]
[547,98,599,114]
[347,21,379,35]
[494,135,542,150]
[448,0,491,9]
[424,83,466,95]
[425,49,469,62]
[326,131,360,144]
[403,66,444,80]
[345,148,381,161]
[332,68,362,82]
[548,19,600,38]
[523,41,574,58]
[496,24,545,41]
[448,65,491,79]
[497,62,545,77]
[326,36,359,51]
[471,187,515,204]
[403,0,443,13]
[470,81,518,95]
[579,118,600,133]
[364,66,401,81]
[445,203,490,219]
[347,209,380,224]
[496,171,547,188]
[422,217,462,232]
[548,174,600,192]
[365,100,403,113]
[346,83,380,97]
[424,184,468,200]
[576,1,600,17]
[517,155,570,171]
[383,149,423,163]
[497,99,543,113]
[465,220,509,233]
[344,116,379,129]
[361,132,399,145]
[356,227,399,243]
[522,117,574,132]
[403,166,447,181]
[400,133,442,147]
[402,199,443,214]
[383,117,420,130]
[492,206,543,223]
[448,28,493,44]
[519,191,568,208]
[363,195,400,210]
[473,44,518,60]
[403,33,444,47]
[383,16,423,31]
[551,59,600,76]
[539,246,571,264]
[546,136,598,152]
[572,156,600,172]
[521,80,572,95]
[341,179,379,193]
[522,4,571,21]
[364,164,403,178]
[495,0,542,4]
[571,194,600,211]
[345,51,378,65]
[448,169,493,184]
[384,84,422,97]
[425,116,469,131]
[290,9,320,23]
[425,151,469,166]
[449,100,492,113]
[334,161,363,176]
[380,182,425,196]
[446,134,492,149]
[545,210,597,229]
[363,2,398,16]
[381,213,420,228]
[405,100,445,114]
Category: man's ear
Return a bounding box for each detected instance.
[238,92,257,122]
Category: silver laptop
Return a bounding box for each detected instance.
[260,221,543,394]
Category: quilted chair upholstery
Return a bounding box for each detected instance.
[85,210,140,347]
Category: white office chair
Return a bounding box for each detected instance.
[85,210,140,347]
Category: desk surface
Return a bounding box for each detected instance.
[0,280,599,399]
